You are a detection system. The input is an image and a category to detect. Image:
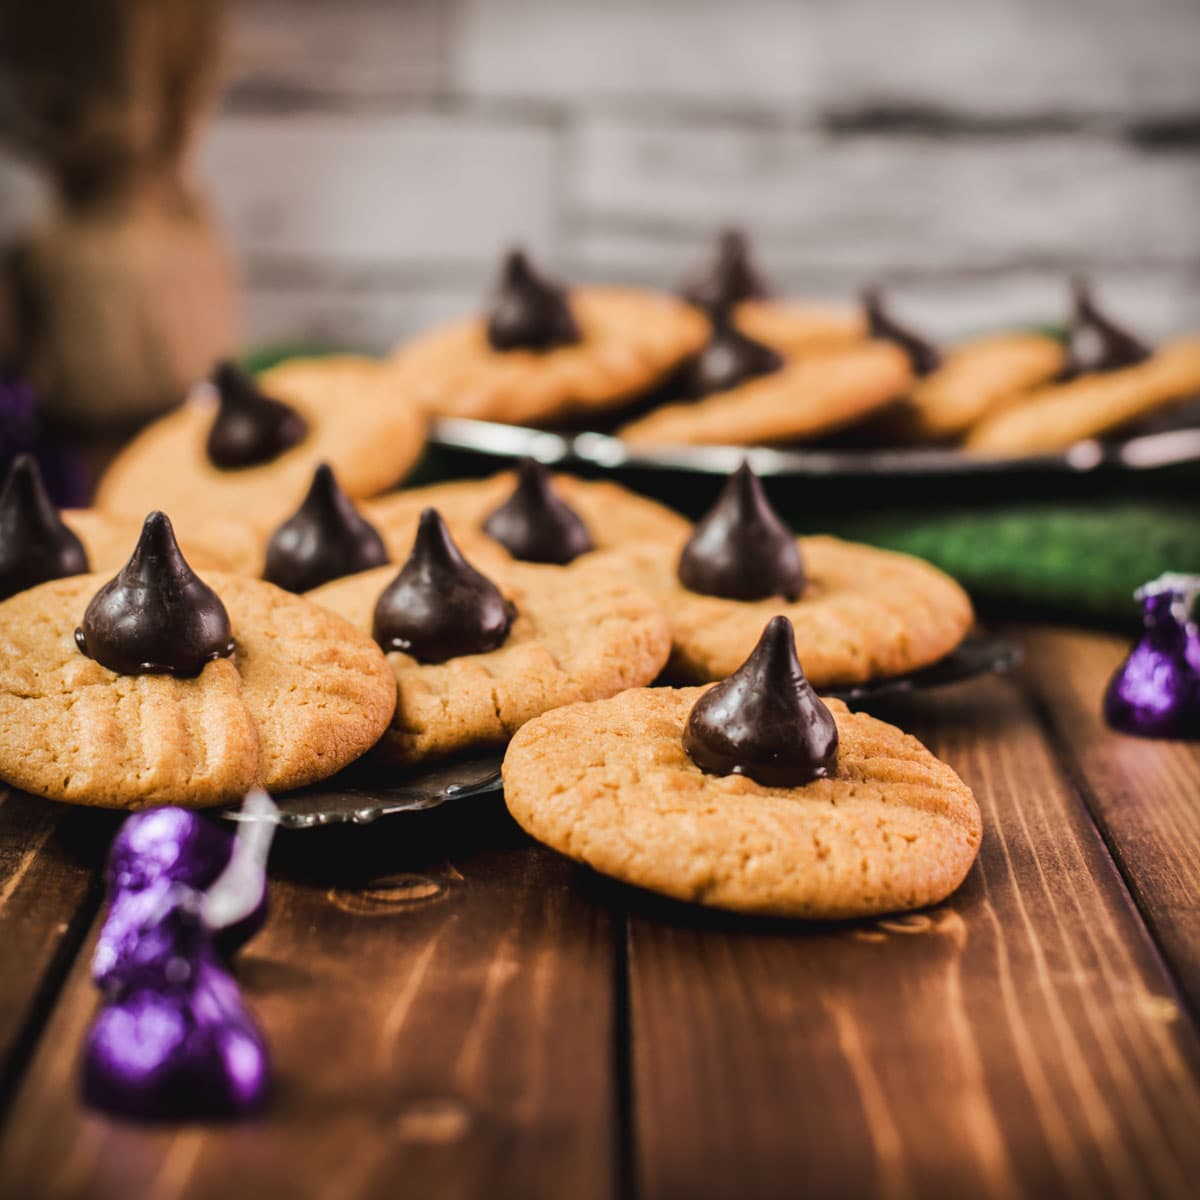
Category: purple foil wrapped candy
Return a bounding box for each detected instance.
[84,792,280,1120]
[105,807,233,896]
[95,795,276,984]
[1104,573,1200,740]
[0,372,90,507]
[82,886,271,1120]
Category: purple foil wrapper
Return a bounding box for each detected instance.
[84,794,279,1120]
[95,806,269,987]
[1104,574,1200,740]
[82,889,270,1120]
[0,372,90,507]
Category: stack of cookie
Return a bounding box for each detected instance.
[0,335,986,920]
[387,234,1200,457]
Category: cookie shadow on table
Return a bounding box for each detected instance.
[572,863,973,943]
[267,789,519,888]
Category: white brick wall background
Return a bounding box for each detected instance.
[6,0,1200,351]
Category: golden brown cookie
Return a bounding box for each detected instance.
[65,509,263,576]
[965,337,1200,454]
[503,687,981,918]
[364,471,689,560]
[893,331,1066,441]
[618,341,912,446]
[309,555,671,764]
[96,356,427,533]
[734,299,866,357]
[388,287,707,426]
[623,535,972,685]
[0,572,396,808]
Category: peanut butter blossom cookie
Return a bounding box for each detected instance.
[97,356,426,534]
[504,615,982,918]
[967,282,1200,454]
[388,248,707,426]
[856,289,1064,443]
[623,462,973,685]
[364,461,689,565]
[0,512,396,808]
[680,229,865,357]
[309,508,671,764]
[617,306,911,446]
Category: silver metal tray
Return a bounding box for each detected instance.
[250,636,1017,828]
[430,417,1200,479]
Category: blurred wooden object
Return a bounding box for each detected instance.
[0,0,240,427]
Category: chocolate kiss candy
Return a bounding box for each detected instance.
[678,462,804,601]
[486,249,581,352]
[1104,574,1200,740]
[862,288,941,377]
[205,360,309,470]
[264,463,389,593]
[684,615,839,786]
[0,453,89,600]
[373,508,515,663]
[75,511,236,677]
[1060,279,1152,380]
[680,228,773,310]
[678,304,784,399]
[482,458,594,564]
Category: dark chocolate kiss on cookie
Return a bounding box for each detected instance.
[683,615,839,787]
[264,464,389,593]
[486,249,581,352]
[678,304,784,399]
[0,454,89,600]
[482,459,594,565]
[678,462,804,601]
[373,508,515,664]
[205,361,309,470]
[680,228,773,310]
[75,511,235,677]
[862,288,941,377]
[1059,279,1152,380]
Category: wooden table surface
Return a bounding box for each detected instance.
[1,623,1198,1200]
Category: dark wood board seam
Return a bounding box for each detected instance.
[0,868,104,1124]
[613,909,636,1200]
[1014,669,1200,1030]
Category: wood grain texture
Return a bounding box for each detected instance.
[226,0,452,106]
[0,803,617,1200]
[625,674,1200,1200]
[0,792,108,1108]
[200,112,559,267]
[571,119,1200,271]
[452,0,1200,119]
[1018,625,1200,1015]
[238,278,481,352]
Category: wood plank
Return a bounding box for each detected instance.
[226,0,452,106]
[199,112,559,268]
[0,800,617,1200]
[571,118,1200,274]
[1017,625,1200,1014]
[453,0,1200,120]
[0,791,108,1108]
[625,674,1200,1200]
[239,278,479,353]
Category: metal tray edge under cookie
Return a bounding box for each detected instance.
[239,636,1017,828]
[430,417,1200,479]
